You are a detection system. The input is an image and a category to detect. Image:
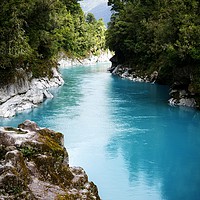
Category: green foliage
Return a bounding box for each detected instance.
[20,147,37,158]
[10,186,23,195]
[0,68,15,86]
[63,11,106,58]
[0,0,106,79]
[86,13,97,24]
[106,0,200,83]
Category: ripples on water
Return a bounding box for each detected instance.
[1,63,200,200]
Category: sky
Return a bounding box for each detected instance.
[80,0,112,25]
[80,0,109,12]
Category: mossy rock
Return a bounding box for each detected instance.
[37,129,65,159]
[56,194,80,200]
[0,145,7,160]
[0,121,101,200]
[33,155,74,188]
[38,129,64,146]
[4,150,30,185]
[4,127,28,134]
[20,146,38,158]
[18,128,65,160]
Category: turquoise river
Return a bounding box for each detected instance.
[1,63,200,200]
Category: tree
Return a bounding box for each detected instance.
[0,0,106,80]
[106,0,200,73]
[86,13,96,24]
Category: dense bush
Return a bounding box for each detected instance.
[0,0,106,79]
[106,0,200,85]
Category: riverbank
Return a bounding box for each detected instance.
[0,120,100,199]
[0,51,113,118]
[0,68,64,118]
[108,64,197,108]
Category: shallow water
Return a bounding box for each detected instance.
[1,63,200,200]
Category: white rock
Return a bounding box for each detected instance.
[168,98,178,106]
[43,90,54,99]
[0,68,64,118]
[112,65,121,74]
[168,97,196,107]
[58,50,112,68]
[0,69,30,104]
[178,98,196,107]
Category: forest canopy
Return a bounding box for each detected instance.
[0,0,106,78]
[106,0,200,85]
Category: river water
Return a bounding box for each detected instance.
[1,63,200,200]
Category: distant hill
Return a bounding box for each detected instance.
[80,0,112,25]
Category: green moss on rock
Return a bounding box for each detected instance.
[33,155,74,188]
[0,120,101,200]
[36,129,66,162]
[4,127,28,134]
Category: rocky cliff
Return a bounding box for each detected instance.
[0,120,100,200]
[0,68,64,118]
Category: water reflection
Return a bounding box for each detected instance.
[107,76,200,199]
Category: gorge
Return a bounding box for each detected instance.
[0,0,200,199]
[1,63,200,200]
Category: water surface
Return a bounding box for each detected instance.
[1,63,200,200]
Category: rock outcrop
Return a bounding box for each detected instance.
[168,82,196,107]
[0,120,101,200]
[108,64,157,83]
[109,57,198,109]
[0,68,64,118]
[58,50,112,68]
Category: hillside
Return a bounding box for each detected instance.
[80,0,111,25]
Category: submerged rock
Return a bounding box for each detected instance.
[0,120,101,200]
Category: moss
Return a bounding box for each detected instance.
[22,128,74,188]
[10,186,23,195]
[0,145,7,160]
[56,193,81,200]
[16,128,65,161]
[2,174,25,195]
[37,129,65,159]
[4,127,28,134]
[20,146,37,158]
[33,155,74,188]
[5,150,30,186]
[38,129,63,146]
